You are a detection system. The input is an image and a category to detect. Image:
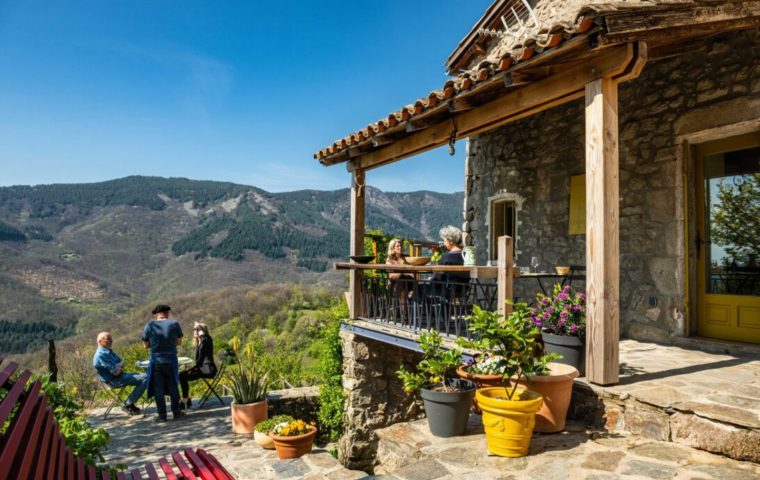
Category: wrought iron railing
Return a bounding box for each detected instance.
[355,272,498,340]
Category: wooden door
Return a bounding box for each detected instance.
[695,132,760,343]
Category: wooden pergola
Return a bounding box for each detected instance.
[315,1,759,386]
[340,41,646,386]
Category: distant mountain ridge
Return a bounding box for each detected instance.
[0,176,463,354]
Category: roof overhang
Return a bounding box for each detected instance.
[314,1,760,171]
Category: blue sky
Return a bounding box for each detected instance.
[0,1,492,193]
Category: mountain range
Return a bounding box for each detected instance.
[0,176,463,355]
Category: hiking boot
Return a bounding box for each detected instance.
[153,415,168,423]
[173,411,186,420]
[125,404,141,415]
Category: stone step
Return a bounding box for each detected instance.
[374,417,760,480]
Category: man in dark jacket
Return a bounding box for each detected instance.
[141,304,184,422]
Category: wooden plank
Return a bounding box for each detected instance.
[0,381,41,479]
[183,448,217,480]
[0,361,19,387]
[196,448,235,480]
[77,457,87,480]
[88,464,98,480]
[602,2,760,35]
[348,44,636,172]
[497,236,514,316]
[66,447,75,480]
[33,408,55,479]
[144,462,161,480]
[349,169,366,319]
[129,467,145,480]
[158,457,179,480]
[171,451,198,479]
[585,77,620,386]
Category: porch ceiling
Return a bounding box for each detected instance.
[314,1,760,171]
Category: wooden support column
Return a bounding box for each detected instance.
[349,169,366,319]
[585,77,620,385]
[497,236,514,316]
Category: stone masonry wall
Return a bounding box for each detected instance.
[464,29,760,341]
[339,330,424,472]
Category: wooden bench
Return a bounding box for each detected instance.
[0,359,235,479]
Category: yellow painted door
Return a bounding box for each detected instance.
[696,132,760,343]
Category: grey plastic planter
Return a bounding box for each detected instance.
[542,331,585,376]
[420,378,476,437]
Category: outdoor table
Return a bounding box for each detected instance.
[519,272,568,295]
[135,356,193,371]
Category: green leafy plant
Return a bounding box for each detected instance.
[38,375,111,465]
[318,303,346,442]
[458,303,558,400]
[397,329,464,393]
[225,337,271,404]
[254,414,295,434]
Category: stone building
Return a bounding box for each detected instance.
[315,0,760,470]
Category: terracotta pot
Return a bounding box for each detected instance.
[456,366,509,412]
[230,400,268,434]
[519,362,579,433]
[271,426,317,459]
[254,430,275,449]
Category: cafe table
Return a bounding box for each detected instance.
[518,272,568,295]
[135,356,194,370]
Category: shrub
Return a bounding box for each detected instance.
[317,302,346,442]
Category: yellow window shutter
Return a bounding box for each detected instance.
[568,175,586,235]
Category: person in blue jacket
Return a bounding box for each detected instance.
[141,304,184,422]
[93,331,146,416]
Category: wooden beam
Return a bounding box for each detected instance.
[497,236,514,316]
[349,170,365,319]
[585,77,620,386]
[348,43,637,172]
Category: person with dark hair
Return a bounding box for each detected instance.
[141,304,184,422]
[178,321,217,410]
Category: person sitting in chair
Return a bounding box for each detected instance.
[178,322,217,410]
[93,331,147,416]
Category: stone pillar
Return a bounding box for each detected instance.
[339,330,424,472]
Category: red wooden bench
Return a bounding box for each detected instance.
[0,359,235,480]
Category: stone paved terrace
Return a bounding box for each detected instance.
[88,339,760,478]
[571,339,760,462]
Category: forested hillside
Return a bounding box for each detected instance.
[0,176,462,355]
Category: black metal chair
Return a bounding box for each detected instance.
[196,353,230,409]
[568,264,586,286]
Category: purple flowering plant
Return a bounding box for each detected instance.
[532,284,586,338]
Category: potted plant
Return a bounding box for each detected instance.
[254,414,294,449]
[396,330,475,438]
[270,419,317,459]
[533,284,586,376]
[458,304,553,456]
[226,337,271,434]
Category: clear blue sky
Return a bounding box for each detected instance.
[0,1,492,193]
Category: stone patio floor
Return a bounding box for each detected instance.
[88,338,760,479]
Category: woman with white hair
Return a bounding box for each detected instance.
[431,225,468,285]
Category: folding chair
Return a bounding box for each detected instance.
[196,354,230,409]
[99,381,129,420]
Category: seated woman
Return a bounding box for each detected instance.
[179,322,217,409]
[386,238,414,321]
[430,225,469,296]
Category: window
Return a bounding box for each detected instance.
[568,175,586,235]
[490,199,516,261]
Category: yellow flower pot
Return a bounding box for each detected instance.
[476,387,543,457]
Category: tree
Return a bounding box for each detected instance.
[711,174,760,266]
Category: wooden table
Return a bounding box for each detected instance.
[518,272,568,295]
[334,262,498,279]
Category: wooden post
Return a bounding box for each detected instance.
[585,77,620,385]
[497,236,514,316]
[48,339,58,382]
[349,169,366,319]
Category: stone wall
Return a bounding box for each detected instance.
[339,330,424,472]
[464,29,760,341]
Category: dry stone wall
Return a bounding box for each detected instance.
[339,330,424,472]
[464,29,760,341]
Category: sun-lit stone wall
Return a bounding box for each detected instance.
[464,29,760,341]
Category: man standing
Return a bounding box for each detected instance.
[93,332,146,416]
[141,304,184,422]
